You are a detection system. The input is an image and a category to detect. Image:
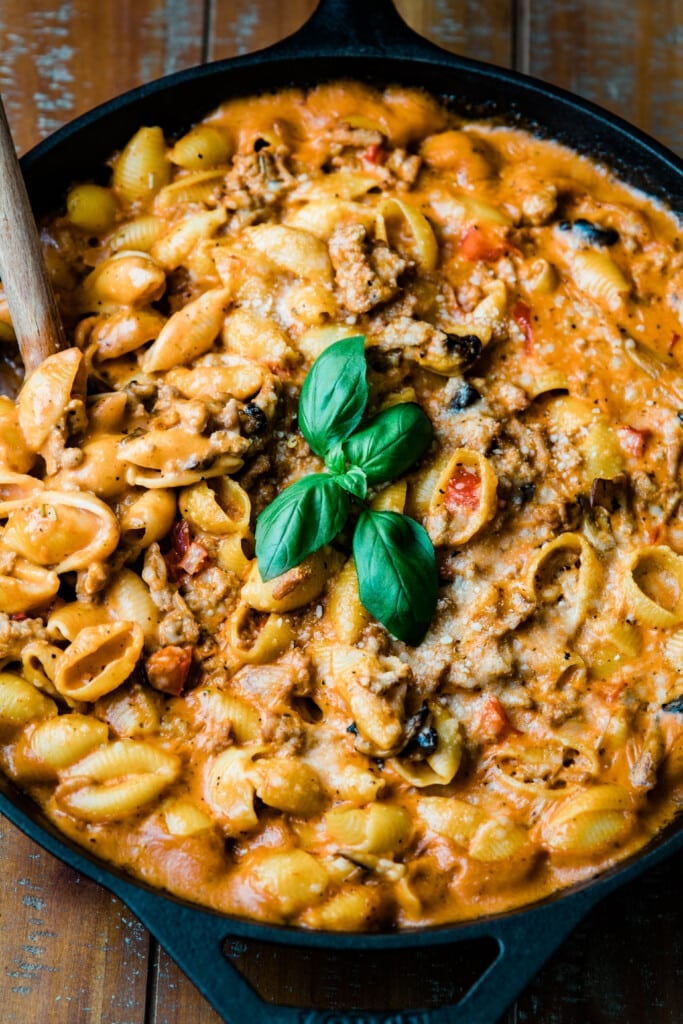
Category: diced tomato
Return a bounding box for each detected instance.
[10,612,27,621]
[512,299,534,355]
[165,520,192,581]
[178,541,211,576]
[617,425,647,458]
[670,332,681,352]
[444,465,480,512]
[476,696,510,741]
[647,525,663,545]
[604,679,627,705]
[459,225,507,263]
[361,142,384,165]
[145,645,193,696]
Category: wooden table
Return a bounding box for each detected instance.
[2,2,683,1021]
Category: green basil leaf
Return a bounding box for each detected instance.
[343,403,433,484]
[333,465,368,500]
[255,474,349,581]
[299,336,368,456]
[353,510,438,646]
[324,442,346,475]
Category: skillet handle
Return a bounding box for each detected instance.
[132,885,599,1024]
[273,0,448,60]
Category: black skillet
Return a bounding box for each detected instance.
[3,2,683,1021]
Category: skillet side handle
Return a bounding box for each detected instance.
[133,886,599,1024]
[274,0,448,60]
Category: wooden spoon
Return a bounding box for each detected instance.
[0,95,65,376]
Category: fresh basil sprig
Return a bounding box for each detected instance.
[255,337,438,645]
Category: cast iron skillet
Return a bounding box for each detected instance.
[3,2,683,1021]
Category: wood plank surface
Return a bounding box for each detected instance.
[0,815,149,1024]
[1,2,683,1023]
[519,0,683,155]
[0,0,205,155]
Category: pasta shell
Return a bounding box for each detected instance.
[13,714,109,781]
[425,449,498,547]
[0,490,120,573]
[0,398,36,473]
[623,546,683,627]
[325,803,412,855]
[390,703,462,787]
[0,557,59,614]
[168,124,231,169]
[140,288,231,373]
[253,757,324,816]
[66,184,117,233]
[568,250,630,311]
[0,470,43,503]
[108,215,162,253]
[204,746,262,833]
[54,621,144,702]
[76,253,166,312]
[56,738,179,821]
[245,224,333,284]
[153,169,224,213]
[242,550,331,613]
[417,796,486,845]
[179,478,251,536]
[165,362,263,402]
[47,600,112,643]
[222,308,295,368]
[247,848,328,917]
[222,601,294,670]
[0,672,57,738]
[17,348,84,451]
[104,569,160,649]
[161,797,214,836]
[151,207,227,270]
[116,488,177,550]
[112,126,171,204]
[375,197,438,271]
[91,309,167,361]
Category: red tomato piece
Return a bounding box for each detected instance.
[512,299,534,354]
[165,519,192,580]
[178,541,211,576]
[476,696,510,741]
[362,142,384,165]
[145,645,193,696]
[444,465,481,512]
[459,225,507,262]
[617,425,647,458]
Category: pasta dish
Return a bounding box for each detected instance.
[1,81,683,929]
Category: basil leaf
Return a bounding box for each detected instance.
[353,509,438,646]
[333,465,368,500]
[299,336,368,456]
[324,442,346,475]
[343,403,433,484]
[255,474,349,581]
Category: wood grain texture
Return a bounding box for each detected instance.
[0,816,149,1024]
[0,0,205,154]
[1,2,683,1023]
[519,0,683,155]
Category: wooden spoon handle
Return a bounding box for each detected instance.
[0,95,65,376]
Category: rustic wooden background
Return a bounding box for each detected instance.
[1,1,683,1022]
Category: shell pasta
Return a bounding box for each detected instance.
[1,81,683,930]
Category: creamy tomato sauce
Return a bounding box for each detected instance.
[1,82,683,930]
